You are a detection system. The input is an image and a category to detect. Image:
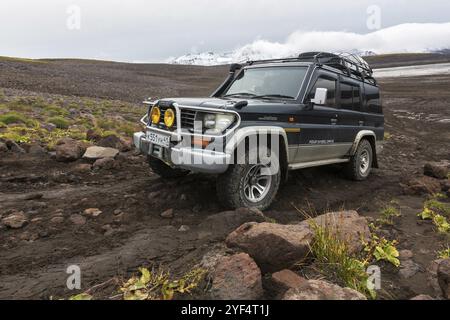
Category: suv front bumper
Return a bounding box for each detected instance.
[133,132,230,174]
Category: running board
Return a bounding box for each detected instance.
[288,158,350,170]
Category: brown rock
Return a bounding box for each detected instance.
[69,214,86,225]
[83,208,102,217]
[266,270,307,296]
[437,259,450,299]
[301,210,371,254]
[55,138,86,162]
[83,146,119,160]
[226,222,313,273]
[211,253,263,300]
[402,176,442,196]
[424,161,450,180]
[160,209,174,219]
[98,135,131,152]
[1,211,28,229]
[282,279,366,300]
[92,157,117,170]
[410,294,434,300]
[71,163,92,173]
[86,129,102,142]
[0,141,8,152]
[50,216,65,224]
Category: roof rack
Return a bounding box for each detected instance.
[247,52,376,85]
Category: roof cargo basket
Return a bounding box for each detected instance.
[298,52,374,78]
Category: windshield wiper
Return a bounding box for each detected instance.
[253,94,295,100]
[223,92,257,98]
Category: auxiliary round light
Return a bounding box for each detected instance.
[164,108,175,128]
[150,106,161,124]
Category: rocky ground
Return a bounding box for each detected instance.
[0,55,449,300]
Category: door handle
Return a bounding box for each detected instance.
[331,118,338,125]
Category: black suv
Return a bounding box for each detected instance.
[134,52,384,210]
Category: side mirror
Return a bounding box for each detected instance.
[311,88,328,106]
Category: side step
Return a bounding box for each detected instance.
[288,158,349,170]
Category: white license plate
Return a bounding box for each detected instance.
[147,131,170,148]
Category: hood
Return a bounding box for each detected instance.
[159,97,299,112]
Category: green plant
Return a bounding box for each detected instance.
[120,266,207,300]
[0,112,34,126]
[69,293,93,300]
[419,199,450,233]
[424,199,450,217]
[384,132,392,140]
[47,116,70,129]
[378,204,401,225]
[363,235,400,267]
[437,246,450,259]
[309,221,375,299]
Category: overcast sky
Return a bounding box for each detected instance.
[1,0,449,62]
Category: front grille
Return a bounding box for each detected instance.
[180,109,197,130]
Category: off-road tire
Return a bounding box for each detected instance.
[147,157,189,179]
[344,139,373,181]
[216,147,281,210]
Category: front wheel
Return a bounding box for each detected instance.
[216,148,281,210]
[344,139,373,181]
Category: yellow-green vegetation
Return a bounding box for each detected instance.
[309,217,401,299]
[68,293,93,300]
[437,246,450,259]
[0,94,142,147]
[418,195,450,233]
[378,202,402,225]
[309,221,374,298]
[0,112,37,127]
[362,234,400,267]
[47,116,71,129]
[120,266,207,300]
[384,132,392,140]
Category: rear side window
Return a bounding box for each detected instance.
[364,83,382,113]
[340,82,361,111]
[308,77,337,107]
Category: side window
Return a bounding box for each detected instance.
[340,83,353,110]
[353,86,361,111]
[340,82,362,111]
[308,76,337,107]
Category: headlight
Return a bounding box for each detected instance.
[164,108,175,128]
[202,113,235,135]
[150,106,161,124]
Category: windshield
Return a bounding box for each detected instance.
[223,66,307,100]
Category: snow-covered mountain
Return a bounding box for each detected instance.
[167,22,450,66]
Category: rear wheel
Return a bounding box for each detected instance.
[344,139,373,181]
[217,147,281,210]
[147,157,189,179]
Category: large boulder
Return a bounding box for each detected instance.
[98,135,132,152]
[300,211,371,254]
[437,259,450,299]
[55,138,86,162]
[424,161,450,180]
[226,222,314,273]
[282,279,366,300]
[210,253,263,300]
[83,146,119,160]
[402,176,442,196]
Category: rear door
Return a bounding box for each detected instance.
[338,76,364,149]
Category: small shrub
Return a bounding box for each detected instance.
[47,116,70,129]
[378,205,401,225]
[437,246,450,259]
[384,132,392,140]
[120,266,207,300]
[0,112,29,125]
[42,104,69,117]
[419,197,450,233]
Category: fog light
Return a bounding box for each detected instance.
[164,108,175,128]
[150,106,161,124]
